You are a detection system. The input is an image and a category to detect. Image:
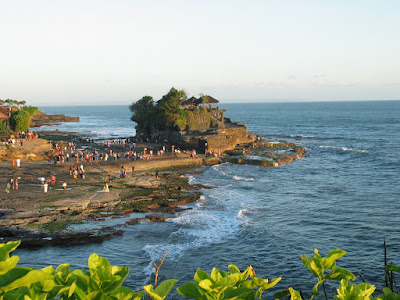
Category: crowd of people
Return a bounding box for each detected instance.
[2,135,202,195]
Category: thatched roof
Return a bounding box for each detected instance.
[182,96,198,106]
[194,95,219,105]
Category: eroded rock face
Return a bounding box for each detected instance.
[31,111,79,127]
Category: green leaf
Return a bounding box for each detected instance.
[321,249,347,269]
[314,249,322,259]
[177,282,205,299]
[325,268,356,281]
[210,268,223,282]
[334,279,376,300]
[85,291,107,300]
[228,265,241,274]
[72,282,87,300]
[289,288,302,300]
[274,288,291,299]
[0,256,20,276]
[385,265,400,273]
[110,286,145,300]
[0,241,21,262]
[326,249,347,261]
[376,287,400,300]
[310,258,324,277]
[145,282,178,300]
[1,269,53,292]
[55,264,70,284]
[260,277,281,290]
[242,266,256,280]
[88,254,111,275]
[103,266,129,293]
[215,273,241,288]
[312,279,325,296]
[223,286,254,299]
[198,279,214,292]
[301,255,322,277]
[153,279,179,298]
[194,269,212,283]
[2,287,29,300]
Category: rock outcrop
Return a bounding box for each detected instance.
[31,111,79,127]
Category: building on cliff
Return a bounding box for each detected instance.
[132,91,256,155]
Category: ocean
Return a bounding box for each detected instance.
[18,101,400,296]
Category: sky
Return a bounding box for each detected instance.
[1,0,399,106]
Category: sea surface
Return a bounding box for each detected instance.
[18,101,400,296]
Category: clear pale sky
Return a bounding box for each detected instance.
[1,0,399,106]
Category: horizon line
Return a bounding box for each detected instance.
[36,99,400,107]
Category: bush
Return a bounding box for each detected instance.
[0,120,9,133]
[1,240,399,300]
[10,110,31,132]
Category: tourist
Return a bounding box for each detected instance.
[62,182,67,193]
[120,166,126,178]
[43,182,48,193]
[103,182,109,192]
[5,182,11,193]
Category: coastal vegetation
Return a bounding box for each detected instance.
[0,99,27,107]
[9,106,38,132]
[130,88,215,139]
[129,88,188,136]
[0,121,9,133]
[0,98,39,133]
[1,240,398,299]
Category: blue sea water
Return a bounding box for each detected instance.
[18,101,400,296]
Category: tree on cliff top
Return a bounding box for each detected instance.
[156,87,188,129]
[130,88,189,134]
[129,96,157,135]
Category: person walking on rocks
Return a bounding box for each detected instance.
[43,182,48,193]
[62,182,67,193]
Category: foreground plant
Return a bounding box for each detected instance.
[2,239,400,299]
[0,240,177,300]
[177,265,281,299]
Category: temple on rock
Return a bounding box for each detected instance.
[130,88,257,155]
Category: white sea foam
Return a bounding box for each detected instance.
[141,186,248,276]
[319,145,369,153]
[211,164,228,176]
[187,175,195,184]
[233,175,255,182]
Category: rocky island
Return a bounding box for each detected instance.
[0,90,306,247]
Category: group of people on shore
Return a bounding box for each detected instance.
[5,178,19,193]
[2,131,38,148]
[69,164,85,179]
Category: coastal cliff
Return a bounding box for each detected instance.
[30,111,79,127]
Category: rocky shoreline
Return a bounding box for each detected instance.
[0,130,306,248]
[30,111,79,127]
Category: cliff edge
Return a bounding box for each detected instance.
[30,111,79,127]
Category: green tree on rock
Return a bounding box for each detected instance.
[10,110,31,132]
[156,87,188,129]
[129,96,157,136]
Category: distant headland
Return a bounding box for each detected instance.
[0,98,79,135]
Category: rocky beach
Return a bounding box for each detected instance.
[0,128,306,247]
